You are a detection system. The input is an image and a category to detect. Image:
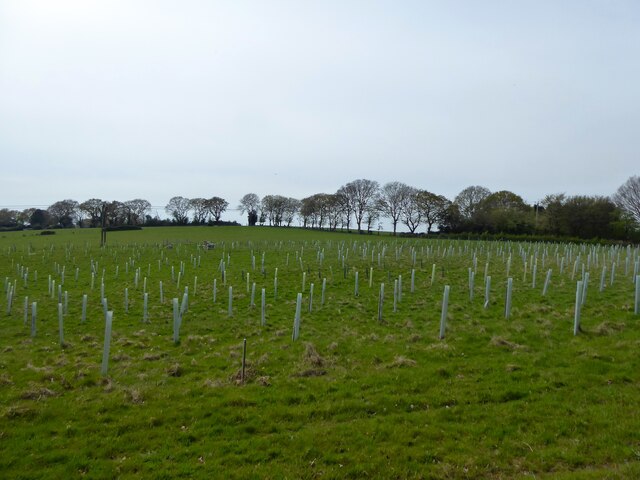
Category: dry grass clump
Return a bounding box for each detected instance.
[166,363,182,377]
[388,356,417,368]
[490,336,524,351]
[21,384,58,400]
[593,321,625,336]
[124,388,144,404]
[143,352,165,361]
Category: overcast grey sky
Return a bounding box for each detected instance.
[1,0,639,222]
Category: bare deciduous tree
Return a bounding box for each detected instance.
[165,196,191,224]
[613,175,640,223]
[378,181,412,235]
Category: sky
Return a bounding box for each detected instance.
[1,0,639,225]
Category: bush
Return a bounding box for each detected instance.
[40,230,56,236]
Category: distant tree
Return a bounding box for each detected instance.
[17,208,36,226]
[124,199,151,225]
[261,195,289,226]
[613,175,640,224]
[454,186,491,221]
[324,194,342,231]
[415,190,449,234]
[283,197,301,227]
[239,193,261,226]
[0,209,18,227]
[80,199,105,228]
[475,190,531,234]
[300,195,320,228]
[48,199,79,227]
[165,196,191,224]
[105,201,128,226]
[378,181,412,235]
[401,188,422,234]
[189,198,209,224]
[30,209,51,229]
[206,196,229,222]
[338,179,380,233]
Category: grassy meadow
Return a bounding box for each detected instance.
[1,226,640,479]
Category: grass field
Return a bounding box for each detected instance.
[1,226,640,479]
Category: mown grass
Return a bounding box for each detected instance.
[1,226,639,479]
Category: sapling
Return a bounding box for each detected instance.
[228,286,233,317]
[321,278,326,306]
[82,294,87,323]
[143,293,149,323]
[431,264,436,286]
[378,283,384,322]
[505,278,513,319]
[574,280,583,335]
[439,285,450,340]
[484,276,491,309]
[542,269,552,296]
[309,283,314,312]
[31,302,37,337]
[411,269,415,293]
[124,288,129,313]
[250,283,256,308]
[393,279,398,313]
[172,298,180,344]
[23,296,28,325]
[599,266,606,292]
[160,281,164,303]
[292,293,302,341]
[635,275,640,315]
[261,288,266,326]
[58,303,64,347]
[101,311,113,376]
[354,272,359,297]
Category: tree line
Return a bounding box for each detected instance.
[1,176,639,240]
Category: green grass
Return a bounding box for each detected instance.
[1,226,639,478]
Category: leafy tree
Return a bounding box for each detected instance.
[0,209,19,227]
[378,181,412,235]
[29,209,51,229]
[454,185,491,221]
[415,190,449,234]
[165,196,191,224]
[238,193,261,226]
[206,197,229,222]
[475,190,531,234]
[80,199,105,228]
[105,201,128,226]
[48,199,79,227]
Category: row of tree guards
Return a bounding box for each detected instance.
[3,239,640,378]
